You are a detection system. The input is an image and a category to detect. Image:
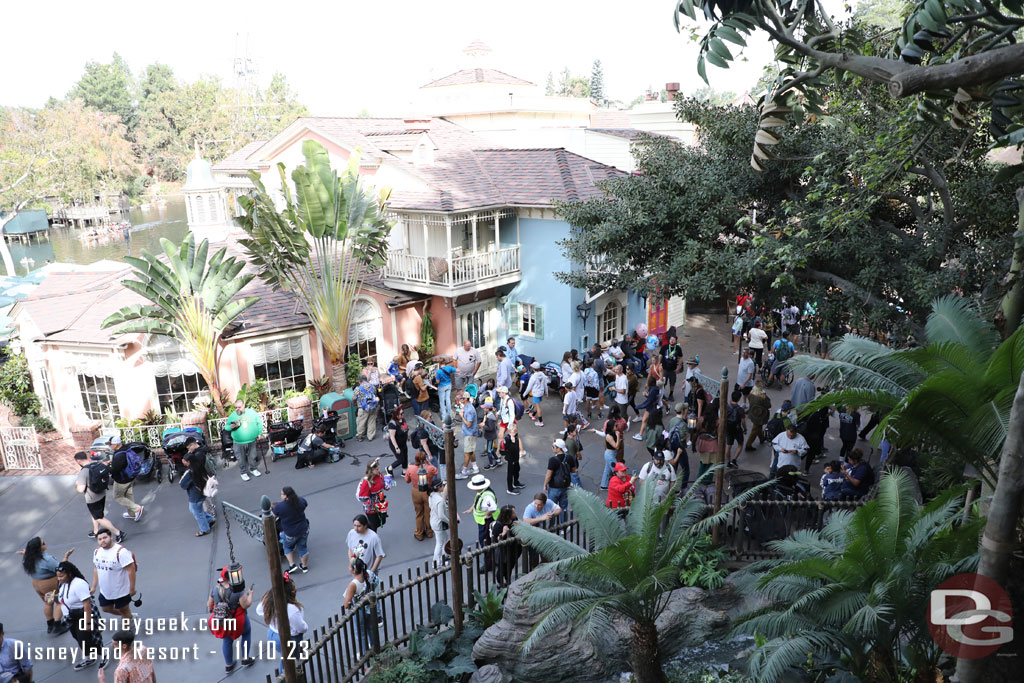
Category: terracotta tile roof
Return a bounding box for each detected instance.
[421,68,535,88]
[212,140,267,172]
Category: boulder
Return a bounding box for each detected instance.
[469,664,505,683]
[473,566,750,682]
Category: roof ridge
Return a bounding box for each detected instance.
[554,149,580,202]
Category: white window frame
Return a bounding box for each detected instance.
[77,372,120,427]
[35,364,55,419]
[520,302,537,336]
[249,333,312,395]
[155,372,209,415]
[347,296,383,366]
[599,300,622,344]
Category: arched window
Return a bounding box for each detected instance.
[347,296,382,365]
[599,300,622,344]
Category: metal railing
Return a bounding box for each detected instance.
[108,423,183,450]
[720,497,866,560]
[209,407,289,442]
[383,246,521,289]
[0,426,41,471]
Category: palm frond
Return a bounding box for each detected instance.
[924,294,1000,353]
[565,486,628,550]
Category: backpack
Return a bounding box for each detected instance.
[765,415,787,441]
[512,399,525,421]
[410,428,423,451]
[404,375,417,397]
[726,403,742,428]
[775,340,793,362]
[86,461,111,494]
[209,585,245,639]
[552,454,572,488]
[120,449,142,479]
[669,419,687,452]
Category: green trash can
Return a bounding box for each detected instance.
[319,390,356,441]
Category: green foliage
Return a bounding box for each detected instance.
[419,312,435,359]
[309,375,333,399]
[366,651,431,683]
[346,355,365,388]
[678,534,730,589]
[21,414,56,433]
[791,296,1023,488]
[660,664,749,683]
[11,392,41,417]
[390,601,480,682]
[140,408,165,425]
[467,587,506,629]
[114,418,143,429]
[0,353,32,408]
[68,53,137,134]
[236,379,271,411]
[590,59,605,105]
[734,469,981,683]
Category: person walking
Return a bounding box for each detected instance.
[582,358,602,419]
[632,375,661,442]
[611,364,629,420]
[544,439,576,518]
[274,487,310,574]
[428,481,451,566]
[99,628,155,683]
[17,538,72,635]
[661,334,684,401]
[638,450,677,503]
[564,421,584,489]
[495,347,515,391]
[736,348,755,408]
[744,381,772,451]
[502,422,525,494]
[354,374,380,442]
[56,560,105,671]
[74,451,125,543]
[410,363,432,417]
[180,452,216,537]
[666,403,691,486]
[207,566,255,674]
[625,366,641,419]
[356,459,392,531]
[434,358,457,423]
[525,362,547,426]
[256,574,307,667]
[463,474,498,552]
[404,451,438,541]
[386,406,410,475]
[490,505,521,588]
[0,622,34,683]
[837,405,861,459]
[455,392,480,480]
[347,514,385,573]
[453,339,482,392]
[342,558,380,654]
[91,528,136,621]
[225,399,263,481]
[480,398,501,470]
[108,436,143,523]
[747,319,769,368]
[599,408,623,490]
[725,390,747,468]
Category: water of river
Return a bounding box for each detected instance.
[8,197,190,276]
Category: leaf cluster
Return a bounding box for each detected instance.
[370,601,480,682]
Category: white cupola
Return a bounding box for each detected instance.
[182,142,229,242]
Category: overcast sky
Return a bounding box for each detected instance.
[4,0,856,115]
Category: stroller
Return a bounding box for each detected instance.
[314,412,341,446]
[268,420,303,462]
[119,441,157,483]
[541,361,563,394]
[161,427,205,483]
[379,382,402,424]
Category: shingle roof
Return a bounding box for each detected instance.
[212,140,267,172]
[421,68,535,89]
[588,128,671,141]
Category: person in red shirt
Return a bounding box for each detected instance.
[606,463,637,510]
[357,459,392,531]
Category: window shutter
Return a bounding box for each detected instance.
[535,306,544,340]
[509,302,520,335]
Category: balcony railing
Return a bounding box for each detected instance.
[383,246,521,290]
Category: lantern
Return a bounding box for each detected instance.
[687,410,698,432]
[227,562,245,593]
[418,466,429,490]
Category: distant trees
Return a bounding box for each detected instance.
[590,59,605,105]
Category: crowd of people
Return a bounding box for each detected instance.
[6,300,890,681]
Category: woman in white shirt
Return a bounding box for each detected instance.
[746,321,769,369]
[428,481,450,567]
[56,561,105,671]
[559,351,574,385]
[256,576,307,665]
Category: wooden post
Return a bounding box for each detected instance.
[445,215,453,287]
[712,366,729,545]
[471,213,479,283]
[444,414,464,635]
[260,495,299,683]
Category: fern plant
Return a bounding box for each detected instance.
[734,469,982,683]
[467,587,506,629]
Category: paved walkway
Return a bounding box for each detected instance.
[0,313,859,682]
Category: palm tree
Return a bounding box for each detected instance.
[511,472,769,683]
[236,140,392,390]
[735,469,981,682]
[790,296,1024,489]
[101,234,258,416]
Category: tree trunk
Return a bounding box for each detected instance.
[629,619,667,683]
[955,368,1024,682]
[1000,189,1024,337]
[0,214,18,276]
[330,359,348,392]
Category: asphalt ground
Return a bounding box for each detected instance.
[0,313,869,682]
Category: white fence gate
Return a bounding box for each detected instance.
[0,426,41,471]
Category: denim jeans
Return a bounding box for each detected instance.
[547,486,568,520]
[281,530,309,560]
[189,500,214,533]
[438,384,452,422]
[221,612,252,665]
[354,609,380,653]
[601,449,617,488]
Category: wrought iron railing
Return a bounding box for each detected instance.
[0,426,41,471]
[209,407,288,441]
[108,423,182,450]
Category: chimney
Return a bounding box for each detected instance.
[665,82,680,100]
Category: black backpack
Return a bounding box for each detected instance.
[552,454,571,488]
[726,403,742,428]
[765,415,787,441]
[86,461,111,494]
[404,375,417,397]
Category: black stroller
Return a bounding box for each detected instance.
[314,412,341,446]
[120,441,158,483]
[268,420,303,462]
[379,382,401,428]
[161,428,205,483]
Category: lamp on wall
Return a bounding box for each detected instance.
[576,302,592,330]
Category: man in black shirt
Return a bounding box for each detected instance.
[661,334,683,401]
[296,426,331,469]
[109,436,143,522]
[543,439,577,521]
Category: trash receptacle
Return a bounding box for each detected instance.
[319,390,356,441]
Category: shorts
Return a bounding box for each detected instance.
[726,428,744,446]
[463,435,477,454]
[735,383,752,396]
[86,498,107,520]
[98,593,131,609]
[584,387,599,399]
[531,397,543,405]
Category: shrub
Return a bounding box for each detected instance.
[0,353,32,406]
[366,651,431,683]
[21,414,56,433]
[11,392,41,417]
[346,355,364,387]
[467,587,506,629]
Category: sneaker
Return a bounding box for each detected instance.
[472,465,480,474]
[52,621,70,636]
[134,505,144,522]
[483,463,495,471]
[536,421,544,427]
[87,531,97,539]
[506,489,521,495]
[455,470,469,480]
[356,436,365,442]
[632,417,642,423]
[241,658,256,668]
[240,473,251,482]
[115,532,127,543]
[251,469,262,478]
[632,433,643,441]
[225,662,237,674]
[494,459,505,467]
[74,659,96,671]
[514,483,527,489]
[599,485,608,490]
[300,564,309,574]
[98,658,108,670]
[580,420,590,430]
[286,563,300,573]
[727,460,738,468]
[122,512,132,519]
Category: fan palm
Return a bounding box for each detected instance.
[511,471,770,683]
[101,234,258,416]
[790,296,1024,488]
[236,140,392,389]
[735,469,981,682]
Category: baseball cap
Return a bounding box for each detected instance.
[110,434,122,445]
[552,439,566,450]
[496,385,509,394]
[483,397,493,406]
[674,402,685,414]
[655,450,668,461]
[461,391,472,399]
[613,462,628,472]
[530,361,540,369]
[781,400,793,411]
